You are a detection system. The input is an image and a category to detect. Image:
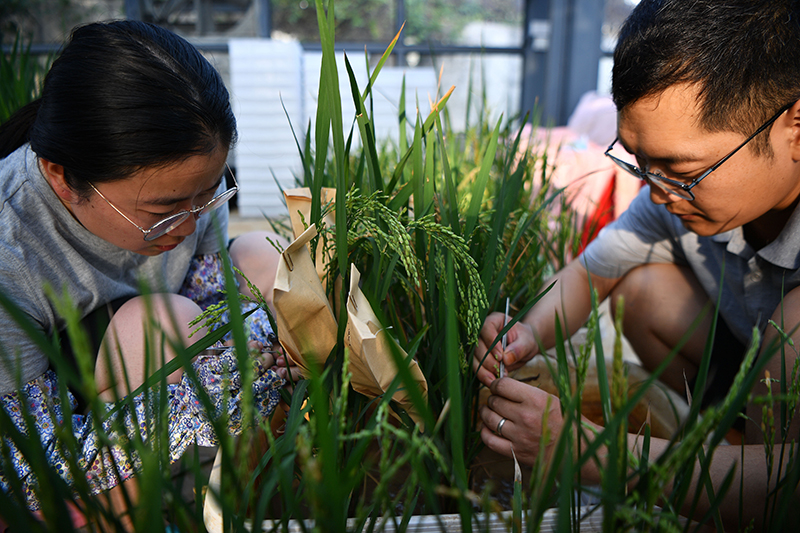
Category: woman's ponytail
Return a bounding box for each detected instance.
[0,99,42,159]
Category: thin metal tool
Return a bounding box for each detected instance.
[500,297,509,377]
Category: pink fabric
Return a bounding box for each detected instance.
[566,91,619,148]
[522,126,639,215]
[519,91,641,246]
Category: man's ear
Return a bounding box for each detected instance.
[787,100,800,161]
[39,159,78,203]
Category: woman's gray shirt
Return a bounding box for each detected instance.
[0,145,227,393]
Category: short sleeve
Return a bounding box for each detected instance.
[0,248,53,394]
[580,186,685,279]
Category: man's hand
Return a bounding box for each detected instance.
[473,312,538,387]
[479,377,567,467]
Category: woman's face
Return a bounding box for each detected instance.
[57,146,229,256]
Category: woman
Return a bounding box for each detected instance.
[0,20,291,524]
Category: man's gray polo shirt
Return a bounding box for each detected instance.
[581,186,800,346]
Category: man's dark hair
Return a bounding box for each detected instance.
[612,0,800,156]
[0,20,237,196]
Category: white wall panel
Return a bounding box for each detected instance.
[368,67,439,146]
[303,52,438,150]
[229,39,304,217]
[230,39,437,217]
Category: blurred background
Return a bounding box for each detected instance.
[1,0,640,221]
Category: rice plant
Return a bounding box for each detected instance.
[3,3,800,532]
[0,29,50,123]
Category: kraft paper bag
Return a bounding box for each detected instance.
[284,187,336,238]
[272,225,338,373]
[284,186,344,319]
[284,187,337,284]
[345,264,428,427]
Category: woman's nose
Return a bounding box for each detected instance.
[166,212,197,237]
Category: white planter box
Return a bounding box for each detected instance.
[203,448,604,533]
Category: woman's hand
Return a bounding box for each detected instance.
[244,340,274,367]
[235,336,302,384]
[262,333,301,385]
[479,377,566,467]
[473,312,539,387]
[273,351,302,384]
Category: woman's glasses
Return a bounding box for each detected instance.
[89,164,239,241]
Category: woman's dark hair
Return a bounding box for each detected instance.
[0,20,236,195]
[612,0,800,157]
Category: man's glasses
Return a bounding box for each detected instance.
[89,164,239,241]
[605,102,794,201]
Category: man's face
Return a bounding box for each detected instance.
[616,83,800,237]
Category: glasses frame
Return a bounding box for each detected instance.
[604,102,794,201]
[88,163,239,241]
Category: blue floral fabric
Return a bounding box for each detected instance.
[0,253,281,510]
[179,253,276,346]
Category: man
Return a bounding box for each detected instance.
[475,0,800,529]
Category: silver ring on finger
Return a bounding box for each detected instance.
[496,417,507,437]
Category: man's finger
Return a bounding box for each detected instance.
[480,425,514,456]
[489,376,537,404]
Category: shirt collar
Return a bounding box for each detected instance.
[758,200,800,269]
[712,228,752,257]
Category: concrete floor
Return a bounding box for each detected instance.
[227,209,276,238]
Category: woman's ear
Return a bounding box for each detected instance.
[39,158,78,203]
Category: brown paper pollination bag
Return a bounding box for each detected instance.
[278,190,429,426]
[284,187,336,283]
[272,225,338,374]
[284,187,337,238]
[345,264,429,428]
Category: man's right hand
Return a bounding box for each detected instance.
[473,311,538,387]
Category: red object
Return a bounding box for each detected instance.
[579,173,616,253]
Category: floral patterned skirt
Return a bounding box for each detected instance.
[0,253,283,511]
[0,352,281,511]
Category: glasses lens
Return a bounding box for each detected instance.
[647,175,694,200]
[196,188,237,217]
[142,185,238,241]
[607,146,697,200]
[608,155,643,179]
[144,212,190,241]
